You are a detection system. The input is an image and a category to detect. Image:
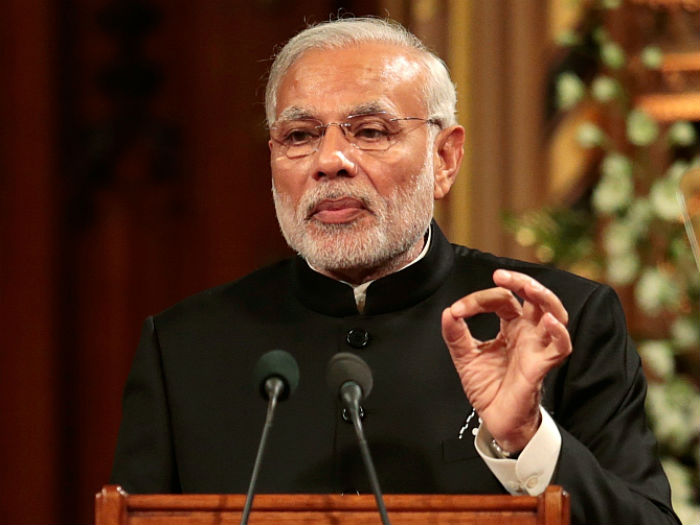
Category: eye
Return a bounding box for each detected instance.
[284,128,318,145]
[350,119,393,142]
[274,121,322,146]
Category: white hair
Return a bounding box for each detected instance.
[265,17,458,128]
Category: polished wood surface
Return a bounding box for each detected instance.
[95,485,569,525]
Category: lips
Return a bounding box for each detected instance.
[309,197,367,223]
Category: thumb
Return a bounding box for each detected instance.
[441,307,476,360]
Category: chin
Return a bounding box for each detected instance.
[301,225,387,269]
[303,224,427,276]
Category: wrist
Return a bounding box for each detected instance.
[491,411,542,453]
[489,438,522,459]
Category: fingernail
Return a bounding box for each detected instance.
[496,269,512,281]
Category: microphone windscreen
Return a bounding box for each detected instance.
[252,349,300,401]
[326,352,373,400]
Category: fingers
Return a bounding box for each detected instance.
[529,311,572,370]
[442,288,521,361]
[541,312,573,359]
[493,269,569,325]
[443,270,572,364]
[449,287,523,321]
[441,307,474,349]
[442,307,494,363]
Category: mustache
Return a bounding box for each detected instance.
[300,182,377,218]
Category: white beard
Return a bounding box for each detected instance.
[272,151,435,274]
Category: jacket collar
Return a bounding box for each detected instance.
[291,221,454,316]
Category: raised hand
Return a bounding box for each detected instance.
[441,269,572,453]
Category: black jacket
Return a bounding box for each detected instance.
[111,223,679,524]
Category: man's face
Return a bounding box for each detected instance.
[269,43,438,279]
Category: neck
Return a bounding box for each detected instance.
[315,236,426,285]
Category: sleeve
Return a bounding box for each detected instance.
[109,316,181,493]
[475,406,561,495]
[549,284,679,524]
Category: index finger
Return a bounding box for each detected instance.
[493,269,569,325]
[449,286,523,321]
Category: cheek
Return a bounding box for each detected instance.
[271,159,303,196]
[364,149,429,195]
[271,163,321,212]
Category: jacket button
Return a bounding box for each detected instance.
[346,328,370,349]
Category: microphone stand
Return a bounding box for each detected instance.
[239,378,283,525]
[340,383,391,525]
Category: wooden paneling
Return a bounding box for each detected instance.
[0,1,61,523]
[1,2,384,524]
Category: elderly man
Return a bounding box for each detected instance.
[111,18,679,525]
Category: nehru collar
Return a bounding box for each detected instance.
[291,221,455,316]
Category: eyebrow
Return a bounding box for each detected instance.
[276,106,316,122]
[275,101,391,122]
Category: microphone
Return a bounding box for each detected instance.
[326,352,391,525]
[240,350,299,525]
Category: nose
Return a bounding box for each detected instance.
[311,125,358,180]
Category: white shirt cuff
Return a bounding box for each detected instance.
[474,406,561,495]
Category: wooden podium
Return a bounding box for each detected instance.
[95,485,569,524]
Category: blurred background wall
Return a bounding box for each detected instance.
[1,1,698,523]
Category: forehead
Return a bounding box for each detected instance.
[275,42,428,120]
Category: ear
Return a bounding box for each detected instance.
[432,125,465,200]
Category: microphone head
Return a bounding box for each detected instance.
[326,352,373,400]
[252,349,299,401]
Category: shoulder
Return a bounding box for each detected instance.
[153,258,294,329]
[451,244,610,315]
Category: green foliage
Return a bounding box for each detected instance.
[518,5,700,522]
[504,208,598,269]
